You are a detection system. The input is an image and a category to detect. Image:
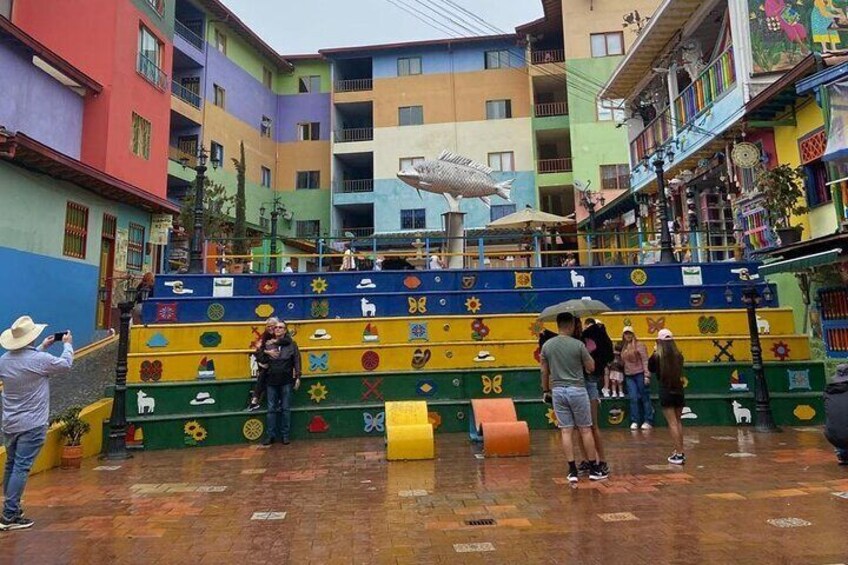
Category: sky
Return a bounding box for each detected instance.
[219,0,544,54]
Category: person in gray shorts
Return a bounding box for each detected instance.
[540,312,608,482]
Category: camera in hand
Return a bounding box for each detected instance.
[53,332,67,341]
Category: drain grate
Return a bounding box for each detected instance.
[464,518,497,527]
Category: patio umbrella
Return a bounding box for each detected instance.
[537,298,611,321]
[486,207,574,230]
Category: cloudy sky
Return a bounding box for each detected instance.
[219,0,543,53]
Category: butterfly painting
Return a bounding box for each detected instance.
[647,317,665,334]
[481,374,503,395]
[363,411,386,433]
[408,297,427,314]
[309,352,329,372]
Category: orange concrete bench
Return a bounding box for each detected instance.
[470,398,530,457]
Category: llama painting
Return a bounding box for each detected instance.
[732,400,752,425]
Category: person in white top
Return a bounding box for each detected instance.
[341,245,356,271]
[429,254,444,270]
[283,262,293,273]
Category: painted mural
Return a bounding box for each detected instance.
[748,0,848,74]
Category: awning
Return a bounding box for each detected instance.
[759,248,843,276]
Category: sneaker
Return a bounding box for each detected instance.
[601,388,611,398]
[598,461,610,475]
[282,437,291,445]
[668,452,686,465]
[617,391,625,398]
[261,437,274,446]
[0,515,34,531]
[589,464,609,481]
[567,469,579,483]
[577,460,591,476]
[630,423,639,430]
[247,401,261,412]
[641,423,653,430]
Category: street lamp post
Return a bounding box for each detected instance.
[259,197,286,273]
[185,147,220,274]
[725,277,779,433]
[578,186,605,267]
[652,147,677,263]
[100,277,150,459]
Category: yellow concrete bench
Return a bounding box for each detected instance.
[385,401,434,461]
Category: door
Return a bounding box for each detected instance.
[97,214,117,329]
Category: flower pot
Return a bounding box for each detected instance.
[777,226,802,245]
[60,444,83,469]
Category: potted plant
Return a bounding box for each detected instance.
[50,405,91,469]
[755,164,808,245]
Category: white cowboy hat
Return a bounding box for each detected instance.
[474,351,495,362]
[0,316,48,351]
[356,278,376,289]
[310,329,332,340]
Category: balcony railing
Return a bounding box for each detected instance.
[531,49,565,64]
[630,106,672,164]
[334,128,374,143]
[334,179,375,193]
[175,20,205,51]
[335,78,373,93]
[168,146,197,168]
[335,227,375,237]
[137,53,168,90]
[673,46,736,130]
[171,81,202,109]
[538,158,573,173]
[535,101,568,117]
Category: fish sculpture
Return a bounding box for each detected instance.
[397,150,512,211]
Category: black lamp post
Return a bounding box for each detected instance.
[100,276,150,459]
[725,278,779,433]
[259,196,286,273]
[652,146,677,263]
[187,146,220,274]
[578,185,605,267]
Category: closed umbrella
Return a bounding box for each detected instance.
[537,298,611,321]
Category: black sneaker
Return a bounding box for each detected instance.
[589,464,609,481]
[261,437,274,446]
[668,453,686,465]
[247,402,261,412]
[567,469,579,483]
[598,461,610,476]
[0,515,34,531]
[282,437,291,445]
[577,460,591,476]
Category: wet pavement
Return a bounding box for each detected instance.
[6,426,848,564]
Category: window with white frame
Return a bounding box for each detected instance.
[298,122,320,141]
[590,32,624,57]
[214,29,227,54]
[488,152,514,172]
[597,98,626,122]
[261,166,272,188]
[397,57,422,76]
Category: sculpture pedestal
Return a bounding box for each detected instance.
[442,211,466,270]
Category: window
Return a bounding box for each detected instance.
[600,164,631,189]
[214,29,227,54]
[127,223,145,271]
[397,56,422,76]
[597,98,626,122]
[590,32,624,57]
[145,0,164,15]
[102,214,117,239]
[131,113,152,159]
[803,160,833,207]
[399,105,424,126]
[261,115,273,138]
[263,66,273,89]
[485,50,511,69]
[137,26,163,86]
[63,202,89,259]
[213,84,225,108]
[400,156,425,170]
[261,166,272,188]
[296,171,320,189]
[296,220,320,237]
[210,141,224,165]
[400,208,426,230]
[298,122,320,141]
[486,99,512,120]
[490,204,517,222]
[298,75,321,93]
[488,152,514,172]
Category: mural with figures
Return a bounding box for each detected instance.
[748,0,848,74]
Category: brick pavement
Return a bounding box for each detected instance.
[4,427,848,564]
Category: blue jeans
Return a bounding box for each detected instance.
[266,384,292,440]
[3,425,47,519]
[625,373,655,426]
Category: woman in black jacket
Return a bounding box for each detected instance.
[648,329,686,465]
[257,320,302,445]
[824,364,848,465]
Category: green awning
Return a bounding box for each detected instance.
[759,248,843,276]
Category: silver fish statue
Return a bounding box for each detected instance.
[397,150,512,211]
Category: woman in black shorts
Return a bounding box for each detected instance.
[648,329,686,465]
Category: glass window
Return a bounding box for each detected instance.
[803,160,833,207]
[490,204,517,222]
[127,223,145,271]
[210,141,224,165]
[485,50,510,69]
[590,32,624,57]
[296,171,320,189]
[214,29,227,54]
[399,106,424,126]
[600,164,631,189]
[298,122,320,141]
[400,208,426,230]
[63,201,88,259]
[213,84,225,108]
[263,67,273,89]
[488,152,514,172]
[296,220,320,237]
[137,26,163,86]
[400,157,425,170]
[131,113,152,160]
[261,166,272,188]
[398,57,422,76]
[486,100,512,120]
[298,76,321,93]
[597,98,626,122]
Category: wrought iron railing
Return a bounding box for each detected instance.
[175,20,205,51]
[171,81,201,108]
[137,53,168,90]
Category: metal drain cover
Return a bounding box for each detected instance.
[464,518,496,527]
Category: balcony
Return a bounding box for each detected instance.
[175,20,205,51]
[335,78,373,93]
[531,49,565,65]
[335,227,375,237]
[168,146,197,168]
[630,107,672,165]
[535,102,568,117]
[673,46,736,130]
[334,128,374,143]
[171,81,201,108]
[137,53,168,90]
[334,179,374,193]
[538,158,573,174]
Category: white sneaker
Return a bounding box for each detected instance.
[617,391,625,398]
[602,388,611,398]
[641,423,653,430]
[630,423,639,430]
